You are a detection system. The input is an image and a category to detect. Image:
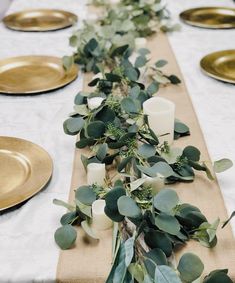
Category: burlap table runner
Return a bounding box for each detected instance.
[56,31,235,282]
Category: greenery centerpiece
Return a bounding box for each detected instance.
[54,0,235,282]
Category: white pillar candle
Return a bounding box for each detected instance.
[143,175,165,195]
[87,97,104,110]
[143,97,175,144]
[87,163,106,186]
[135,37,147,50]
[92,200,113,230]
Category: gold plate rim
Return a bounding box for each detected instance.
[180,6,235,29]
[3,9,78,32]
[0,136,53,211]
[0,55,78,95]
[200,49,235,84]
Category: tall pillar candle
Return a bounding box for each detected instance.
[92,200,113,230]
[143,97,175,144]
[87,163,106,186]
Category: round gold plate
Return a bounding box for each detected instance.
[180,7,235,29]
[3,9,77,32]
[0,137,53,211]
[0,55,78,94]
[200,50,235,84]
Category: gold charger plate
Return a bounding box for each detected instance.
[180,7,235,29]
[3,9,77,32]
[0,55,78,94]
[200,50,235,84]
[0,137,53,211]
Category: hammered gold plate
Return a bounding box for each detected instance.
[200,50,235,84]
[3,9,77,31]
[180,7,235,29]
[0,56,78,94]
[0,137,53,211]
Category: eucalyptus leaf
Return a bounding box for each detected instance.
[155,213,181,235]
[63,117,85,135]
[53,199,75,211]
[183,146,200,162]
[63,55,74,71]
[105,187,126,211]
[152,162,174,177]
[118,196,142,218]
[213,158,233,173]
[178,253,204,283]
[138,144,156,158]
[144,229,172,257]
[207,218,220,242]
[121,97,139,113]
[97,143,108,161]
[87,121,106,138]
[75,186,96,205]
[153,189,179,213]
[76,199,92,218]
[155,60,168,68]
[128,263,144,283]
[203,269,233,283]
[155,265,181,283]
[124,236,135,266]
[54,225,77,250]
[60,211,78,225]
[81,220,99,239]
[174,120,190,134]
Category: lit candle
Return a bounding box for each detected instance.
[92,199,113,230]
[143,97,175,144]
[87,97,104,110]
[135,37,147,50]
[143,175,165,195]
[87,163,106,186]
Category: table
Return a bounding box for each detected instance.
[0,0,234,281]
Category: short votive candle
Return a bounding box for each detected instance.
[92,200,113,230]
[87,163,106,186]
[143,97,175,144]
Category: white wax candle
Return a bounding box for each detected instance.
[87,163,106,186]
[92,200,113,230]
[129,52,138,65]
[143,175,165,195]
[87,97,104,110]
[110,0,120,4]
[135,37,147,50]
[143,97,175,144]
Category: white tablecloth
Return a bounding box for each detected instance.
[0,0,234,281]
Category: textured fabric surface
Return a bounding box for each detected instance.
[167,0,235,234]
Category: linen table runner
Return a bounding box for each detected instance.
[56,31,235,282]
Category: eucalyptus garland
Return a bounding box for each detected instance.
[54,0,234,282]
[63,0,179,73]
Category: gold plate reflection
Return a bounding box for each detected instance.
[3,9,77,32]
[200,50,235,84]
[0,56,78,94]
[0,137,53,211]
[180,7,235,29]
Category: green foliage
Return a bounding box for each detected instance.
[203,269,233,283]
[54,225,77,250]
[55,0,234,281]
[177,253,204,282]
[214,158,233,173]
